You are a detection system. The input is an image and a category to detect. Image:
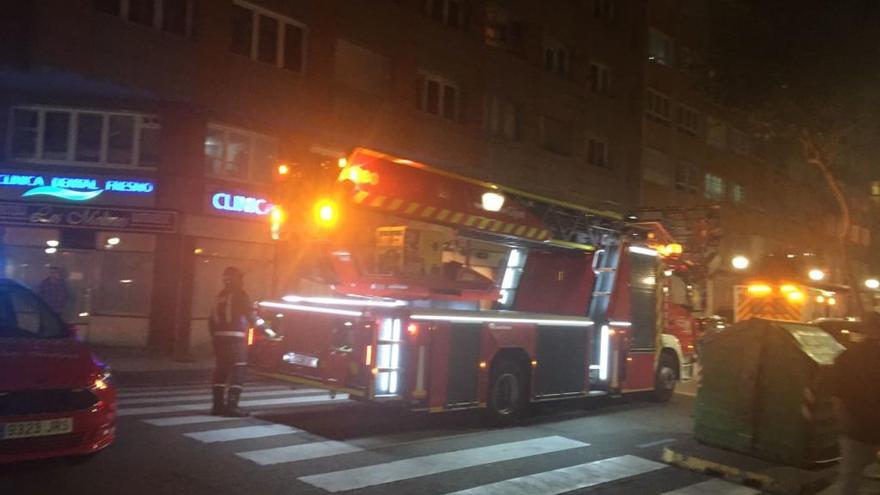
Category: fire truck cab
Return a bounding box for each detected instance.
[251,149,685,422]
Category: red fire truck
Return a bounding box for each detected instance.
[250,149,690,423]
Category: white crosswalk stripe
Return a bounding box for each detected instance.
[237,440,363,465]
[117,393,349,417]
[297,435,589,493]
[141,415,248,427]
[446,455,666,495]
[660,478,761,494]
[119,388,322,405]
[184,424,301,443]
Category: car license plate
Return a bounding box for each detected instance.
[3,418,73,440]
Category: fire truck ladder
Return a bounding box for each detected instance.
[588,241,621,386]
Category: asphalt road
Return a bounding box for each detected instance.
[1,381,760,495]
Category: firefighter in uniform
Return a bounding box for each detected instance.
[209,266,256,417]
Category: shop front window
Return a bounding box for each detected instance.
[94,251,153,316]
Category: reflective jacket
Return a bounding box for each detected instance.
[209,286,253,339]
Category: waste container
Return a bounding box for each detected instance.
[694,318,844,466]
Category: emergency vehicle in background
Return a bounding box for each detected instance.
[250,148,695,422]
[733,281,848,323]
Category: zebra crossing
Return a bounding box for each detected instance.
[116,383,761,494]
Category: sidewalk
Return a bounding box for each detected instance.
[92,346,214,387]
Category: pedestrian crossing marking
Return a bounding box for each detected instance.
[119,388,322,406]
[117,393,349,417]
[237,440,363,466]
[141,415,249,427]
[185,424,301,443]
[446,455,666,495]
[660,478,760,494]
[297,435,589,492]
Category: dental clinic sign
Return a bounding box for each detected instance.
[209,191,273,217]
[0,170,156,207]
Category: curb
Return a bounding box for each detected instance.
[661,447,833,495]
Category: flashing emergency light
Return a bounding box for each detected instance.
[313,198,339,228]
[338,164,379,186]
[747,284,772,296]
[661,243,683,256]
[779,284,798,294]
[277,163,290,176]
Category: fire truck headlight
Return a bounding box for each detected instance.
[747,284,772,296]
[786,290,806,303]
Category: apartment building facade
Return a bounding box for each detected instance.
[0,0,646,353]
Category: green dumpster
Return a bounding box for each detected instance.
[694,318,844,466]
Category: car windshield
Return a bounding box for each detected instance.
[0,284,68,339]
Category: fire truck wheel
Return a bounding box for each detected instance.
[653,354,677,402]
[487,360,527,426]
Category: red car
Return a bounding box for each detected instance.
[0,279,116,463]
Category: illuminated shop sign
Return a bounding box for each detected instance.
[211,192,273,216]
[0,173,155,202]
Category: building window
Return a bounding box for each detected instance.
[706,116,727,149]
[729,129,752,155]
[483,4,523,54]
[586,136,609,168]
[230,0,306,73]
[677,105,700,136]
[645,89,671,123]
[423,0,464,29]
[593,0,615,22]
[94,0,194,37]
[204,124,278,183]
[485,96,520,141]
[539,116,573,156]
[704,173,725,201]
[589,62,610,94]
[730,183,744,203]
[543,39,570,77]
[648,28,674,65]
[675,162,698,193]
[8,106,160,168]
[417,73,460,121]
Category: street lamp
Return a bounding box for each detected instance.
[808,269,825,282]
[731,255,750,270]
[865,278,880,290]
